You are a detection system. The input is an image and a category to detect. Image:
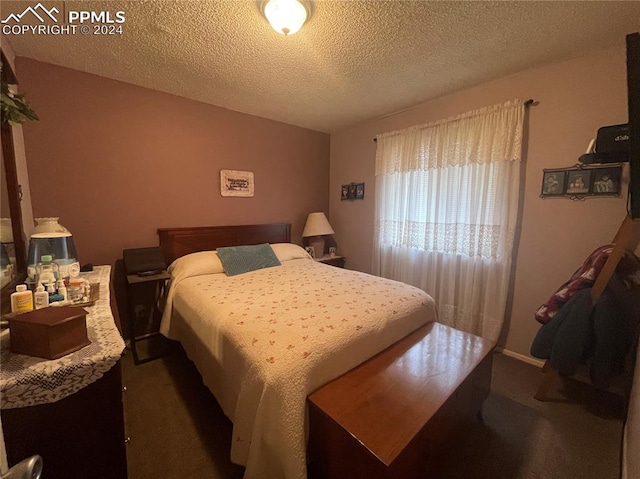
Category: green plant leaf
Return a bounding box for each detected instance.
[1,78,39,125]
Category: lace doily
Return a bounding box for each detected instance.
[1,266,125,409]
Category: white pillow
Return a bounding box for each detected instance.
[270,243,312,262]
[167,244,309,280]
[168,251,224,278]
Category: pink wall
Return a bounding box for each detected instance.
[16,58,330,267]
[330,46,630,357]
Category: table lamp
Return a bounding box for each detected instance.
[302,212,335,259]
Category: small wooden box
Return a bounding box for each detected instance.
[8,306,91,360]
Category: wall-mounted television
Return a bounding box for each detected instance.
[627,32,640,219]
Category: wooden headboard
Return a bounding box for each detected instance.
[157,223,291,265]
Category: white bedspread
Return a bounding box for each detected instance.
[161,254,436,479]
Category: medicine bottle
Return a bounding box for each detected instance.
[11,284,34,313]
[34,284,49,309]
[68,278,85,302]
[46,281,63,303]
[36,255,59,286]
[57,279,68,301]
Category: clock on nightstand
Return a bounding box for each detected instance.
[315,255,345,268]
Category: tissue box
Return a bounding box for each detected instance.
[8,306,90,359]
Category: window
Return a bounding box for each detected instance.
[373,100,525,341]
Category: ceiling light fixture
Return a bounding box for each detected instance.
[261,0,310,36]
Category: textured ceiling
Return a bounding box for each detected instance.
[3,1,640,132]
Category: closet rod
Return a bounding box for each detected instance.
[373,99,537,142]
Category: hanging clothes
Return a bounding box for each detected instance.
[531,274,640,389]
[534,244,639,325]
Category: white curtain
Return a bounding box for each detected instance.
[373,100,525,341]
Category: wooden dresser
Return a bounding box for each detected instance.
[1,266,128,479]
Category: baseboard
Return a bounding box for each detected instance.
[497,348,545,368]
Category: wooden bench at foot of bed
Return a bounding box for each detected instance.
[307,322,495,479]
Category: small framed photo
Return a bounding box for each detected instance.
[592,167,622,195]
[341,185,349,201]
[355,183,365,199]
[566,170,591,194]
[348,184,357,199]
[305,246,315,259]
[541,171,565,196]
[328,246,337,258]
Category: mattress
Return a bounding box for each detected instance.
[160,248,436,479]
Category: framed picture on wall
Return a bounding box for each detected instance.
[540,164,623,199]
[591,166,622,195]
[342,182,365,200]
[541,171,566,196]
[566,170,591,194]
[221,170,254,197]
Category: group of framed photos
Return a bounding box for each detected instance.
[540,164,622,199]
[341,182,365,201]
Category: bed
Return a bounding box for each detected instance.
[158,224,438,479]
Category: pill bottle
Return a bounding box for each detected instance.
[68,278,85,302]
[11,284,34,313]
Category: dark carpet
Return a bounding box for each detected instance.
[122,345,625,479]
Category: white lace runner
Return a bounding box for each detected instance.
[0,265,125,409]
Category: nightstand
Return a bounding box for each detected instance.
[315,255,346,268]
[126,271,170,365]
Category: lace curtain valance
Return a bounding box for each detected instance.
[375,100,524,175]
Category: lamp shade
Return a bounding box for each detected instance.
[0,218,13,243]
[263,0,308,35]
[302,212,335,237]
